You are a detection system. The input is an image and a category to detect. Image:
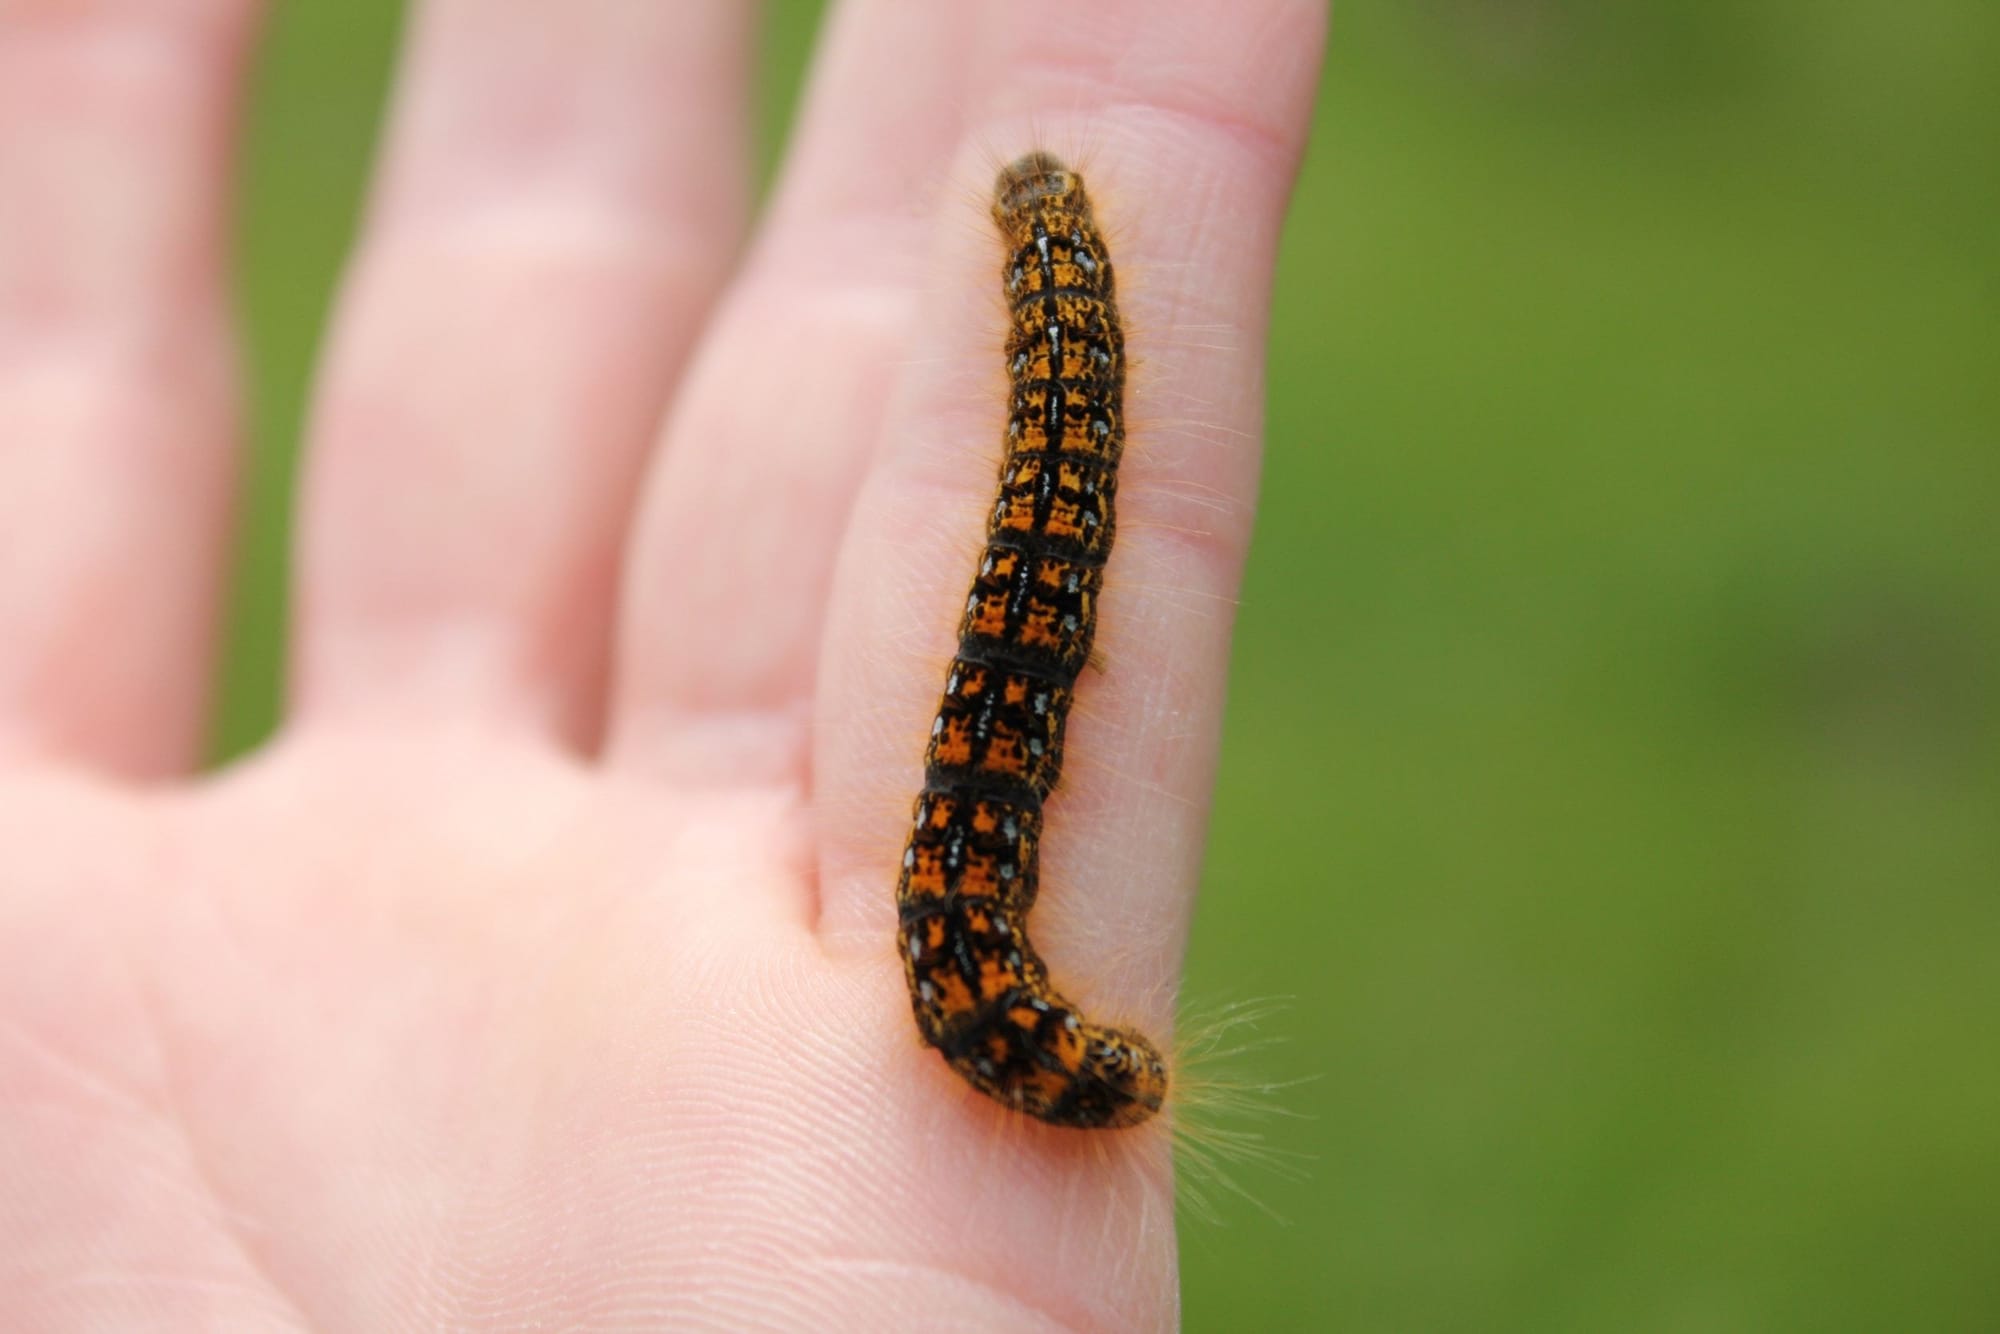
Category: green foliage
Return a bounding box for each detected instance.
[1190,4,1998,1328]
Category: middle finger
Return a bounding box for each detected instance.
[604,0,984,788]
[292,0,754,746]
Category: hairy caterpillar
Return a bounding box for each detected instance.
[895,153,1167,1130]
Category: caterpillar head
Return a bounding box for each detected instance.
[992,152,1090,242]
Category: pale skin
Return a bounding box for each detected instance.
[0,0,1326,1328]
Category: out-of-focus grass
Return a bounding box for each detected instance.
[222,3,1999,1328]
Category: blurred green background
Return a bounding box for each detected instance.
[220,2,1999,1328]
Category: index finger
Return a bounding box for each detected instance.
[812,0,1327,1054]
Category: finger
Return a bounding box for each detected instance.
[605,0,982,787]
[292,0,752,746]
[0,0,258,778]
[813,0,1328,1036]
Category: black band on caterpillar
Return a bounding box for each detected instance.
[895,153,1167,1130]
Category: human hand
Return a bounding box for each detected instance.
[0,1,1324,1327]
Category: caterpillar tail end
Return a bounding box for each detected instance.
[940,1020,1167,1131]
[1054,1022,1169,1130]
[904,960,1169,1130]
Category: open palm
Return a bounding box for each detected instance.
[0,1,1323,1327]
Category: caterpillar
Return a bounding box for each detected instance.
[895,153,1167,1130]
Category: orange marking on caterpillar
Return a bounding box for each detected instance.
[895,153,1167,1130]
